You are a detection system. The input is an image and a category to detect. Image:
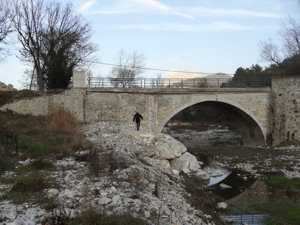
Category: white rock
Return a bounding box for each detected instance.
[58,189,75,199]
[195,170,210,180]
[152,159,171,169]
[5,210,17,220]
[25,207,45,220]
[154,134,187,159]
[211,172,223,178]
[7,218,36,225]
[216,202,227,209]
[226,218,235,223]
[112,195,121,205]
[220,183,232,189]
[170,152,200,172]
[47,188,59,198]
[172,169,180,176]
[155,141,176,159]
[99,197,112,205]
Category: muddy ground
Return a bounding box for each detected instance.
[188,145,269,158]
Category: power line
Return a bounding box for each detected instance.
[88,61,235,76]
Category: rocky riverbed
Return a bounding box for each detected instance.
[1,121,300,225]
[0,122,215,225]
[163,123,300,180]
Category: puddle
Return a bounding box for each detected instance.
[202,163,232,186]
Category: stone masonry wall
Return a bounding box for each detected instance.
[1,78,300,146]
[0,88,271,146]
[271,77,300,145]
[0,89,85,120]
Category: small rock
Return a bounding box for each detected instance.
[220,183,232,189]
[216,202,227,209]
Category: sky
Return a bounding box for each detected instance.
[0,0,299,89]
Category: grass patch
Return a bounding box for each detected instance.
[69,208,146,225]
[265,176,300,189]
[251,202,300,225]
[1,172,51,204]
[0,108,89,159]
[19,159,55,171]
[43,197,60,211]
[0,155,16,175]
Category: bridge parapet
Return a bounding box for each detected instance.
[72,74,271,89]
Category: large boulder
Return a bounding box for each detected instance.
[170,152,200,173]
[154,134,187,159]
[131,132,187,160]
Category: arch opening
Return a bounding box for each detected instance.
[160,101,266,146]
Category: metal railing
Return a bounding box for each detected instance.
[87,77,272,89]
[220,214,270,225]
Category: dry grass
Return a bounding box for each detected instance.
[45,107,78,135]
[0,107,89,159]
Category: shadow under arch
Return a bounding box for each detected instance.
[158,100,266,146]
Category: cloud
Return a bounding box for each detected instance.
[116,22,199,31]
[126,0,194,19]
[78,0,97,14]
[210,21,254,31]
[180,6,282,18]
[168,57,182,67]
[90,0,194,19]
[114,21,255,32]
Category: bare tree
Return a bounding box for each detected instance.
[279,16,300,58]
[110,49,146,88]
[0,0,13,61]
[259,2,300,71]
[259,38,282,67]
[8,0,98,90]
[19,68,38,90]
[151,73,164,88]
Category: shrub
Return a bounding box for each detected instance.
[69,208,146,225]
[10,173,49,193]
[45,107,78,135]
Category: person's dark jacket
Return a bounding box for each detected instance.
[133,113,143,122]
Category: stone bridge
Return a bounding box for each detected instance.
[83,88,270,146]
[1,77,300,146]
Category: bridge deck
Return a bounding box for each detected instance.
[81,87,271,93]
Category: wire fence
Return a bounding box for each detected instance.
[220,214,270,225]
[86,77,272,89]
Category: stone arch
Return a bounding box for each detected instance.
[157,100,266,146]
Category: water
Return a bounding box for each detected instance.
[202,163,232,186]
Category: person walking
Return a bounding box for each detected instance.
[133,112,143,130]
